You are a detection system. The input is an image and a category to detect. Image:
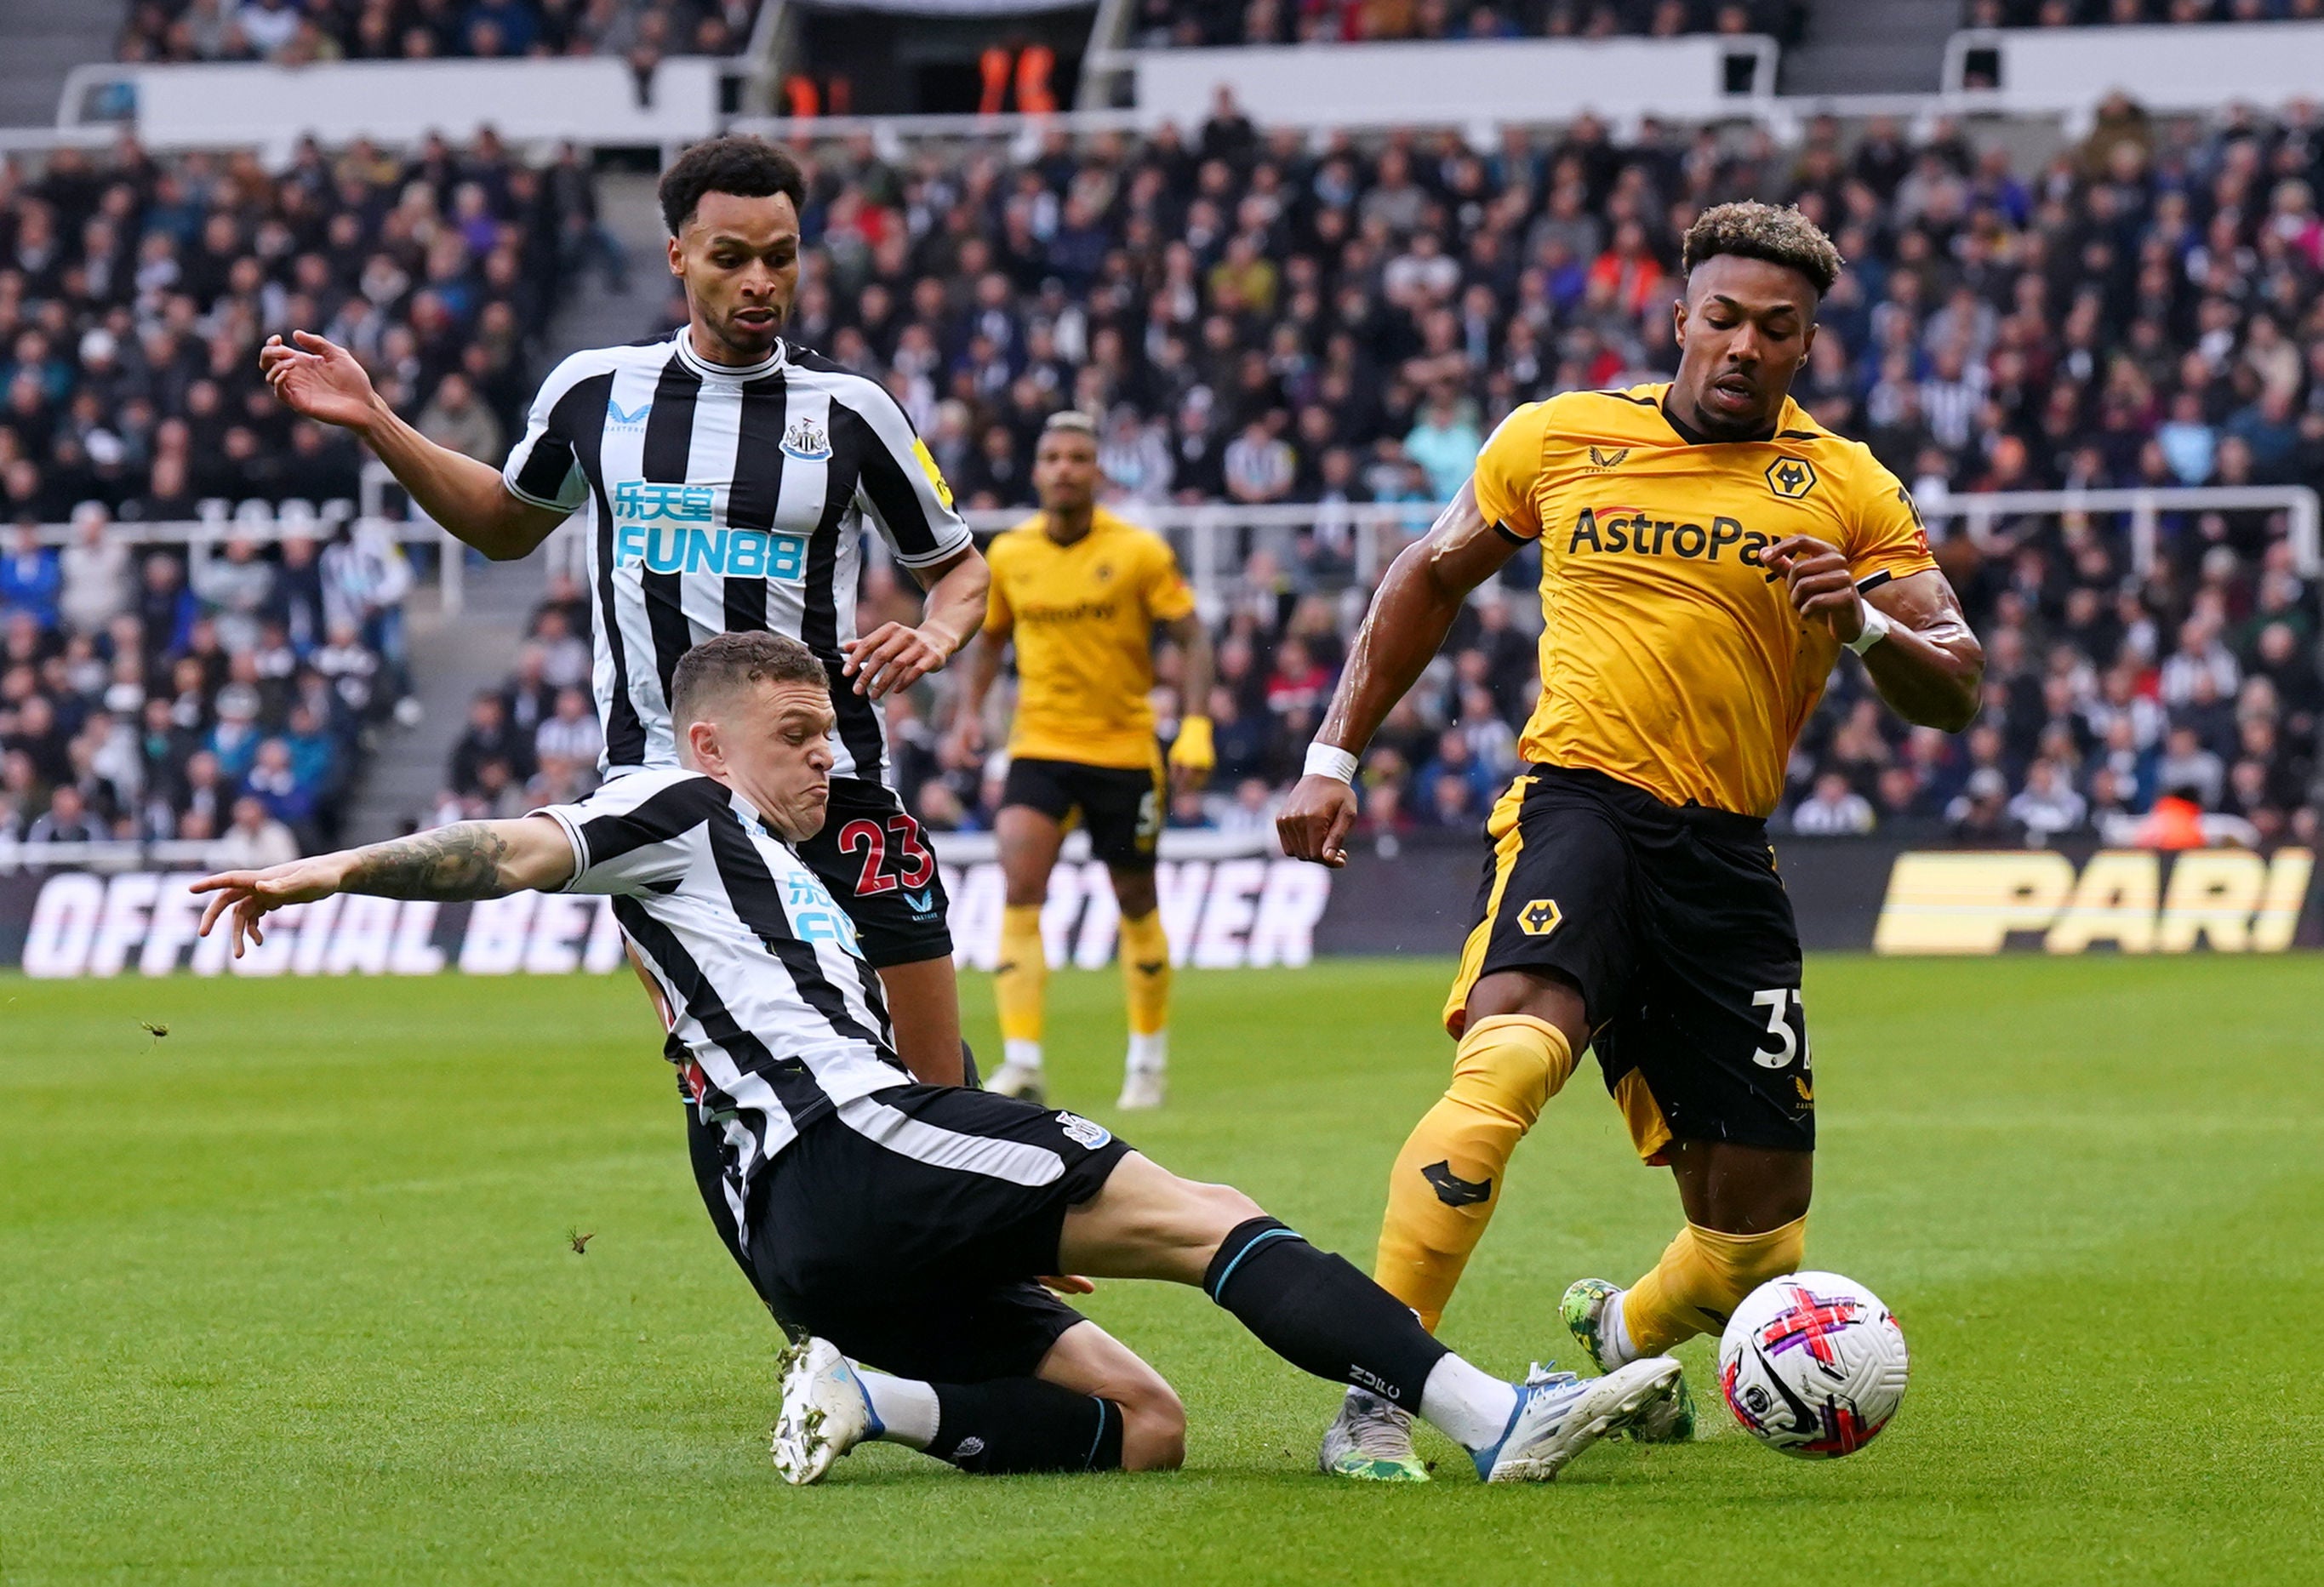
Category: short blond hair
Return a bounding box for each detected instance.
[1682,202,1843,296]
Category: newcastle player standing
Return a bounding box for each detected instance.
[259,136,988,1086]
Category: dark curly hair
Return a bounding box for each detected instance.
[1681,202,1844,297]
[657,134,807,237]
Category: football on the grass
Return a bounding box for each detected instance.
[1717,1271,1908,1459]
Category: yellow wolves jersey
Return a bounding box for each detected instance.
[985,507,1196,769]
[1473,384,1938,817]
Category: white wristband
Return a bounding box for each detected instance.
[1304,742,1360,784]
[1846,604,1893,655]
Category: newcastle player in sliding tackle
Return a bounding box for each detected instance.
[259,135,989,1090]
[190,631,1688,1485]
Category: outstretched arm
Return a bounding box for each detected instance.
[260,331,568,561]
[1276,480,1520,866]
[1766,540,1984,733]
[191,818,579,958]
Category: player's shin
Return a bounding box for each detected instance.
[1117,910,1169,1053]
[1117,909,1170,1093]
[994,903,1048,1072]
[1373,1015,1574,1329]
[1204,1217,1503,1425]
[925,1379,1127,1474]
[1203,1217,1530,1453]
[1619,1215,1807,1356]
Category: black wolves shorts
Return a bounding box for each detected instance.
[696,1083,1134,1383]
[1443,764,1813,1160]
[793,774,953,968]
[1001,756,1164,871]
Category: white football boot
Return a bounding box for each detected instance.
[1115,1068,1167,1110]
[985,1062,1048,1104]
[769,1338,878,1486]
[1470,1356,1685,1483]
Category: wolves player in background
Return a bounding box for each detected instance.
[949,413,1216,1110]
[1279,203,1984,1480]
[190,631,1687,1487]
[259,136,989,1088]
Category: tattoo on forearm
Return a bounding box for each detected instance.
[343,824,513,900]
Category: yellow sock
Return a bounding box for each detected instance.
[1373,1014,1575,1331]
[1117,910,1170,1039]
[1620,1215,1807,1356]
[995,904,1047,1048]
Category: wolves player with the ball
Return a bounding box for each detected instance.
[1278,203,1984,1480]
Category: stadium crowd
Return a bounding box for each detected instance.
[117,0,761,66]
[1970,1,2324,23]
[0,129,602,857]
[7,94,2322,855]
[1137,0,1798,48]
[762,97,2317,849]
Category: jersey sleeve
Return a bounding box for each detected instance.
[981,536,1015,637]
[1471,402,1552,540]
[500,351,597,513]
[1841,454,1941,592]
[531,770,718,895]
[842,381,975,569]
[1140,534,1196,624]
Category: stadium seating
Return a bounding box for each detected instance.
[745,104,2318,848]
[1132,0,1800,48]
[0,129,603,853]
[116,0,761,63]
[1967,1,2324,23]
[4,93,2320,857]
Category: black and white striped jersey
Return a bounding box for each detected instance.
[535,768,910,1198]
[501,331,973,784]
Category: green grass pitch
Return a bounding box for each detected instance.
[3,956,2321,1584]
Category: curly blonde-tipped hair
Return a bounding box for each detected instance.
[1681,202,1844,296]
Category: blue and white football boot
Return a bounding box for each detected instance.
[770,1337,878,1485]
[1470,1356,1686,1483]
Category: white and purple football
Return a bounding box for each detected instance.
[1718,1271,1908,1459]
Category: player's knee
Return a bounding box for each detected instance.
[1447,1013,1577,1133]
[1116,1380,1187,1471]
[1173,1179,1267,1265]
[1185,1179,1266,1241]
[1463,969,1588,1053]
[1111,874,1158,918]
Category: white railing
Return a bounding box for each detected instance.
[956,500,1440,603]
[0,839,218,876]
[20,483,2315,636]
[1917,486,2320,579]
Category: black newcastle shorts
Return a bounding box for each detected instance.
[707,1083,1134,1384]
[1443,764,1814,1159]
[1000,756,1165,871]
[792,774,953,968]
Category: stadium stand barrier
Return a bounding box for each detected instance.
[1105,33,1779,128]
[1942,20,2324,121]
[54,57,725,161]
[5,833,2316,976]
